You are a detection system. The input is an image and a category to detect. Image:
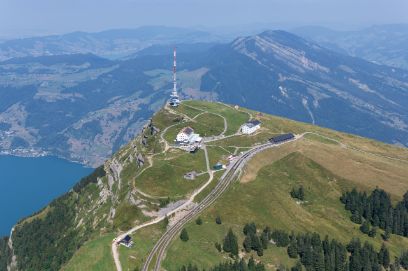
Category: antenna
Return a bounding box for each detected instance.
[169,47,180,106]
[172,47,177,97]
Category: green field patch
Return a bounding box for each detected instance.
[152,108,182,131]
[164,152,408,270]
[163,113,225,143]
[62,234,116,271]
[193,171,224,203]
[136,150,208,197]
[119,222,167,271]
[304,133,340,145]
[193,113,225,136]
[113,204,149,231]
[176,103,203,119]
[183,100,249,136]
[213,132,275,148]
[206,145,232,167]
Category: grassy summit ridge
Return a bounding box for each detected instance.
[1,100,408,271]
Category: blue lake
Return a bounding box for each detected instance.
[0,155,93,236]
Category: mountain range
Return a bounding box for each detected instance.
[0,26,220,61]
[293,24,408,70]
[0,28,408,165]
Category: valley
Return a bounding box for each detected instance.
[1,29,408,169]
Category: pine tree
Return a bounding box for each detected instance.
[401,251,408,269]
[312,250,325,271]
[291,261,302,271]
[368,227,377,237]
[256,245,264,257]
[223,228,238,256]
[261,233,269,249]
[215,216,222,225]
[250,233,262,253]
[248,257,256,271]
[382,228,391,241]
[350,211,363,224]
[180,228,189,242]
[378,243,390,268]
[287,241,298,258]
[243,222,257,236]
[196,217,203,225]
[360,220,370,234]
[215,242,222,252]
[298,186,305,201]
[243,235,252,253]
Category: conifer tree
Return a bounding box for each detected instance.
[243,235,252,253]
[180,228,189,242]
[360,220,370,234]
[223,228,238,256]
[216,216,222,225]
[378,243,390,268]
[287,241,298,258]
[291,261,302,271]
[261,232,269,249]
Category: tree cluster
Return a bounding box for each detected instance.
[179,257,265,271]
[11,193,84,271]
[283,232,393,271]
[159,197,171,208]
[242,223,269,256]
[0,237,11,271]
[237,222,398,271]
[340,188,408,237]
[290,186,305,201]
[73,165,106,193]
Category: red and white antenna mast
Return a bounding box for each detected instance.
[169,47,180,106]
[172,47,178,97]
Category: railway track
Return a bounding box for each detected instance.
[141,142,281,271]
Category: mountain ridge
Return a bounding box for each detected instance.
[1,100,408,271]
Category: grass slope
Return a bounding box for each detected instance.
[60,100,408,271]
[164,151,408,270]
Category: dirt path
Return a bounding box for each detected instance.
[112,143,214,271]
[304,132,408,163]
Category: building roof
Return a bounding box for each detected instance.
[180,127,194,135]
[269,133,295,143]
[247,119,261,126]
[122,235,131,242]
[243,119,261,128]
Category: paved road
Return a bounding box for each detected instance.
[141,137,299,271]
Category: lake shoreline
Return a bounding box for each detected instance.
[0,155,93,236]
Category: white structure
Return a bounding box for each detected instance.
[169,47,180,107]
[176,127,202,144]
[241,120,261,134]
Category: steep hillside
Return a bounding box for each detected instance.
[3,101,406,270]
[197,30,408,147]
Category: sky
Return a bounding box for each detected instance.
[1,0,408,38]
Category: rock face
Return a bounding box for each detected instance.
[198,30,408,147]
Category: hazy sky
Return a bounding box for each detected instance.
[1,0,408,37]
